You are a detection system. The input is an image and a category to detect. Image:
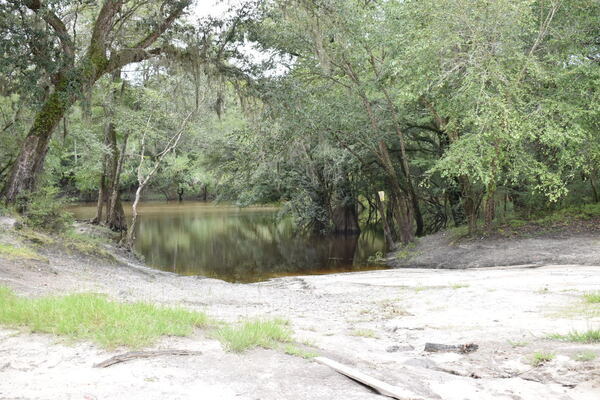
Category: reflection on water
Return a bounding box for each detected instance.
[69,202,387,283]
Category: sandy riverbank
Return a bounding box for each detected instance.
[0,223,599,399]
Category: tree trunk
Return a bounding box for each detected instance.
[92,173,107,224]
[484,184,496,232]
[177,187,184,202]
[460,176,479,235]
[374,192,395,249]
[1,82,76,203]
[332,202,360,234]
[590,170,599,203]
[125,185,143,248]
[447,182,466,227]
[106,131,128,232]
[377,140,414,244]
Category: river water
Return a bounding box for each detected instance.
[69,201,387,283]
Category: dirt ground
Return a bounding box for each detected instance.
[389,229,600,269]
[0,224,599,400]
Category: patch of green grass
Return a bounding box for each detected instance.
[0,286,208,349]
[552,299,600,319]
[447,225,471,243]
[215,318,292,352]
[573,351,597,362]
[508,340,529,348]
[548,329,600,343]
[283,344,319,359]
[0,242,47,261]
[350,328,378,338]
[508,219,528,228]
[393,242,420,261]
[17,228,55,245]
[413,285,447,292]
[62,230,115,260]
[583,292,600,304]
[451,283,469,289]
[531,351,555,367]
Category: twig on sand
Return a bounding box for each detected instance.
[94,350,203,368]
[424,343,479,353]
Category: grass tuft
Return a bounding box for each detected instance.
[216,318,292,352]
[350,328,378,338]
[451,283,470,289]
[583,292,600,304]
[573,351,597,362]
[531,351,555,367]
[507,340,528,348]
[0,242,47,261]
[548,329,600,343]
[283,344,319,359]
[0,286,208,348]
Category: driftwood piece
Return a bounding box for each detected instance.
[315,357,424,400]
[94,350,203,368]
[424,343,478,353]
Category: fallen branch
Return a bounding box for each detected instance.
[94,350,202,368]
[315,357,424,400]
[424,343,478,353]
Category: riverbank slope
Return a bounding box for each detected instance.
[389,213,600,269]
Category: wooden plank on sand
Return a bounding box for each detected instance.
[315,357,424,400]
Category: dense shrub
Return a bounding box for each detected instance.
[19,187,73,232]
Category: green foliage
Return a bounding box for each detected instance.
[0,287,208,349]
[19,187,73,232]
[215,318,292,352]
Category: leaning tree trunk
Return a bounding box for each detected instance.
[125,185,143,248]
[1,82,76,203]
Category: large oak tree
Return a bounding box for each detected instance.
[1,0,192,203]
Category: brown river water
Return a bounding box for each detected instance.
[68,201,387,283]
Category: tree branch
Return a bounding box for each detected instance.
[23,0,75,65]
[135,1,191,50]
[89,0,125,63]
[106,1,191,72]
